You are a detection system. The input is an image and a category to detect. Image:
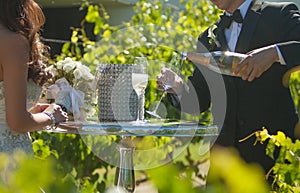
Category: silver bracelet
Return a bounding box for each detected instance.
[43,112,56,130]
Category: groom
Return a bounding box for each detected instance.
[160,0,300,175]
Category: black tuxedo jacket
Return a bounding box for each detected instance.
[170,1,300,172]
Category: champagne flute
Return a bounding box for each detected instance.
[146,52,185,119]
[131,57,149,122]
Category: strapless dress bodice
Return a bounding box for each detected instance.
[0,80,42,153]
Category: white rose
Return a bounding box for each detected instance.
[55,60,64,69]
[64,57,73,63]
[63,61,76,73]
[76,64,94,80]
[84,72,94,81]
[55,57,72,69]
[73,68,83,80]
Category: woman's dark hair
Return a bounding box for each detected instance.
[0,0,51,86]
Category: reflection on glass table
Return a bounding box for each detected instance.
[50,121,218,193]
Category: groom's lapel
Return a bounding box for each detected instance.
[235,2,261,53]
[215,17,229,51]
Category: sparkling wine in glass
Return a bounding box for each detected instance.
[132,57,149,122]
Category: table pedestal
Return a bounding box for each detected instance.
[114,137,135,193]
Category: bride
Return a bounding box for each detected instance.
[0,0,68,153]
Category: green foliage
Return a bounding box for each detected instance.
[0,150,76,193]
[253,128,300,192]
[31,132,115,192]
[290,71,300,114]
[206,147,270,193]
[146,163,200,193]
[147,146,270,193]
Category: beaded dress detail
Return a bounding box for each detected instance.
[0,81,42,153]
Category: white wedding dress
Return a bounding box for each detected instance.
[0,80,42,153]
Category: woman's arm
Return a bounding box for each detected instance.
[0,33,67,133]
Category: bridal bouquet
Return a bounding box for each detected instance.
[45,57,97,121]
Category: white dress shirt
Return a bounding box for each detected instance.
[224,0,252,51]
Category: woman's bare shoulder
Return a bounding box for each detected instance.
[0,25,28,81]
[0,31,28,48]
[0,23,28,48]
[0,29,29,62]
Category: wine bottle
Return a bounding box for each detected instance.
[180,51,248,76]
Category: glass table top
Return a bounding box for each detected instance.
[54,120,219,137]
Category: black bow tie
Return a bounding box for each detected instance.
[219,9,243,29]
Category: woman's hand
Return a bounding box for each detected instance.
[28,103,50,114]
[156,68,184,94]
[43,103,68,124]
[234,45,279,81]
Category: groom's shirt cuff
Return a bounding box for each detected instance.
[275,44,287,65]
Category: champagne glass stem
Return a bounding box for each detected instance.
[146,91,166,119]
[136,93,143,122]
[146,84,171,119]
[153,91,166,113]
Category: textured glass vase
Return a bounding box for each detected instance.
[97,64,138,122]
